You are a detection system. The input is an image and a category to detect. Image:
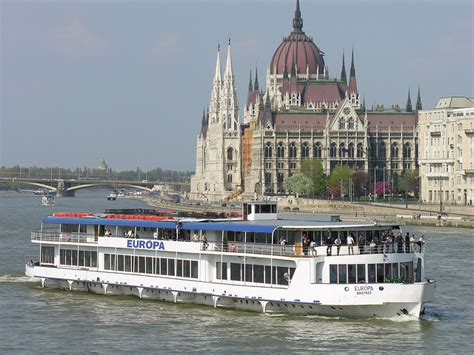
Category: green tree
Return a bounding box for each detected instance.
[300,158,326,197]
[328,166,353,197]
[287,174,312,196]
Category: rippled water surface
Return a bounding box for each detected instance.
[0,192,473,352]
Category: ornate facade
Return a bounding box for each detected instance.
[191,0,421,202]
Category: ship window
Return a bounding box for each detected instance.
[125,255,132,272]
[400,262,414,283]
[338,265,347,284]
[84,251,90,267]
[183,260,191,278]
[117,254,124,271]
[245,264,253,282]
[41,246,55,264]
[146,257,153,274]
[368,264,376,283]
[330,265,337,284]
[264,266,272,284]
[91,251,97,268]
[377,264,384,283]
[392,263,399,279]
[191,261,198,279]
[254,264,264,283]
[110,254,116,271]
[272,204,277,213]
[104,253,110,270]
[277,266,289,285]
[177,260,183,277]
[168,259,175,276]
[261,204,271,213]
[161,258,168,275]
[348,264,356,283]
[230,263,241,281]
[216,262,228,280]
[357,264,366,283]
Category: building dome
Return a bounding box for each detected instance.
[270,0,325,75]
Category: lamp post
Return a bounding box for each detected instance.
[373,166,378,201]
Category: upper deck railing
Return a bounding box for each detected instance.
[31,230,424,256]
[31,230,97,244]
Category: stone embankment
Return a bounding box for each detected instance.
[139,196,474,229]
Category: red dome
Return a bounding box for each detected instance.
[270,0,325,75]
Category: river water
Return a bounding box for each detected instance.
[0,192,472,353]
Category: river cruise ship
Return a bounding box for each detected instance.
[26,201,435,318]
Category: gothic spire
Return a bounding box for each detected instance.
[406,89,413,112]
[350,48,355,77]
[248,70,253,92]
[214,44,222,83]
[254,67,259,91]
[340,50,347,83]
[224,38,233,77]
[348,48,358,94]
[416,86,423,110]
[292,0,303,33]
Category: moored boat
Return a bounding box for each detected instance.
[26,201,435,318]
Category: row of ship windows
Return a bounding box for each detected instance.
[329,262,414,284]
[103,253,199,279]
[216,262,296,286]
[40,246,98,268]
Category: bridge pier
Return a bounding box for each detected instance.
[56,180,75,197]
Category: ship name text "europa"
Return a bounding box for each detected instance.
[127,240,165,250]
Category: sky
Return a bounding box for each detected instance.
[1,0,472,171]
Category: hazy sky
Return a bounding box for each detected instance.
[1,0,472,171]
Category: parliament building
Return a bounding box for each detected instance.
[191,0,421,202]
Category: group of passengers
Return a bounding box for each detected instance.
[123,229,140,239]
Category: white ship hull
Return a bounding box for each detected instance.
[26,264,435,319]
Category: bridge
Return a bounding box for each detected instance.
[0,177,189,197]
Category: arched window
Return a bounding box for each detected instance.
[348,143,355,158]
[301,142,309,159]
[339,118,345,129]
[403,143,411,159]
[348,117,354,129]
[357,143,364,158]
[277,142,285,158]
[289,142,297,158]
[227,174,232,183]
[313,142,322,158]
[391,143,399,159]
[227,147,234,161]
[264,142,272,158]
[329,143,337,158]
[339,143,346,157]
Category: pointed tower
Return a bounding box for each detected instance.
[416,86,422,110]
[209,44,222,124]
[254,67,259,91]
[348,49,357,94]
[220,38,239,132]
[406,89,413,112]
[340,51,347,83]
[248,70,253,92]
[293,0,303,33]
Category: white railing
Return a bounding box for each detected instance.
[201,241,423,257]
[31,230,97,244]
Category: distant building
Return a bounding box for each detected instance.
[191,0,420,202]
[97,158,108,172]
[418,97,474,206]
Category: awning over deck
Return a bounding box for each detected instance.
[42,216,176,230]
[180,222,277,234]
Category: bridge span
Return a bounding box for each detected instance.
[0,177,189,197]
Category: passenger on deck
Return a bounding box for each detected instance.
[405,233,411,253]
[192,232,199,241]
[417,235,426,252]
[326,237,333,256]
[302,233,309,255]
[358,234,366,254]
[279,237,287,255]
[396,233,404,253]
[309,239,317,256]
[334,236,342,256]
[347,233,355,255]
[410,234,416,252]
[153,231,158,239]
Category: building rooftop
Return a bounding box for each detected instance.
[434,96,474,109]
